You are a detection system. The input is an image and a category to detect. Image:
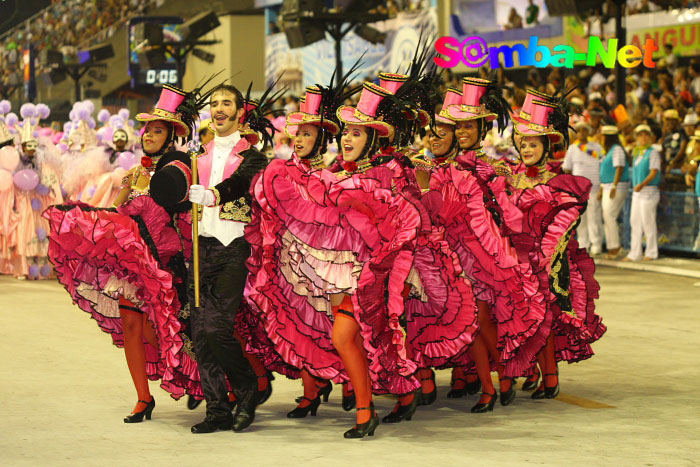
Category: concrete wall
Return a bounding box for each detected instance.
[182,14,266,96]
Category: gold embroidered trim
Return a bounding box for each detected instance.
[181,333,196,359]
[549,222,578,318]
[353,109,374,122]
[508,169,556,189]
[220,197,251,222]
[211,187,221,206]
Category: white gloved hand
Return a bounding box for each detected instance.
[189,184,216,206]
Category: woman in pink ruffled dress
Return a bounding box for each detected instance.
[428,77,547,412]
[44,85,206,422]
[246,83,358,419]
[507,92,607,399]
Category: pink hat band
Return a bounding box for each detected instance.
[379,72,408,94]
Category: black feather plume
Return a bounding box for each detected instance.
[479,72,513,135]
[239,74,288,148]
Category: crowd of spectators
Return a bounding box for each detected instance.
[0,0,160,95]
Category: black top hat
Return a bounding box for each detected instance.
[150,150,192,212]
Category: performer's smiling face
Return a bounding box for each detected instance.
[341,124,369,162]
[455,120,480,149]
[294,123,319,158]
[520,135,546,166]
[142,120,170,154]
[429,123,455,157]
[210,90,244,137]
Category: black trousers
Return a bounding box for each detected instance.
[189,235,256,418]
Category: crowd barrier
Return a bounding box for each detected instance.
[616,189,700,255]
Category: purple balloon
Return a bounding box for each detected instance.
[117,151,137,170]
[36,183,50,195]
[36,227,47,241]
[13,169,39,191]
[97,109,110,123]
[40,265,52,277]
[31,198,42,211]
[61,187,68,198]
[28,265,39,279]
[87,186,96,197]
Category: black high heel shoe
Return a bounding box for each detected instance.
[532,372,559,399]
[418,371,437,406]
[287,396,321,418]
[470,392,496,413]
[318,382,333,402]
[342,392,356,411]
[447,377,469,398]
[258,375,273,406]
[382,391,420,423]
[499,377,516,406]
[344,404,379,439]
[521,367,540,391]
[465,378,482,395]
[124,397,155,423]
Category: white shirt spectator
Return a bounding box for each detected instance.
[563,139,603,186]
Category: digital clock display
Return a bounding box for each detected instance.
[128,16,183,88]
[145,69,179,85]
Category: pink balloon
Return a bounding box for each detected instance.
[0,169,12,190]
[0,146,20,171]
[117,151,138,170]
[13,169,39,191]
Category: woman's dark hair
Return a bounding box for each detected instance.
[305,127,328,159]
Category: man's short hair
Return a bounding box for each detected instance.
[210,84,244,110]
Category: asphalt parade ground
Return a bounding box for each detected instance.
[1,266,698,466]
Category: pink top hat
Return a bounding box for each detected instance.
[446,77,497,122]
[435,88,463,126]
[513,99,563,143]
[379,72,408,94]
[136,85,190,137]
[511,88,553,125]
[337,82,395,138]
[285,86,341,137]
